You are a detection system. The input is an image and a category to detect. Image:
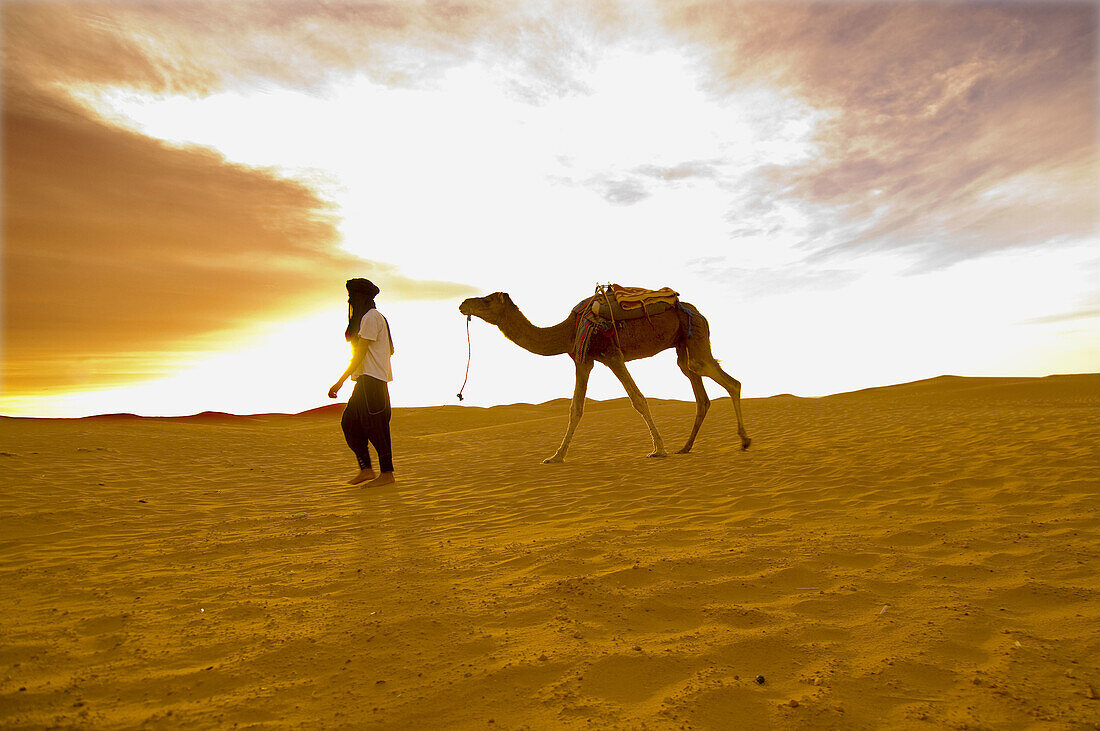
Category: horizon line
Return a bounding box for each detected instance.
[3,372,1096,422]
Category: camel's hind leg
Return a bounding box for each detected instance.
[679,305,750,451]
[544,358,594,464]
[675,344,710,454]
[603,355,668,458]
[696,357,751,450]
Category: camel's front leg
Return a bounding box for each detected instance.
[544,358,594,464]
[604,356,667,458]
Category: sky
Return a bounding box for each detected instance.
[2,0,1097,417]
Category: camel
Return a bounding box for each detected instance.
[458,291,751,463]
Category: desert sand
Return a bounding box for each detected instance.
[1,374,1098,729]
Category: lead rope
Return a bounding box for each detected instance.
[457,314,472,401]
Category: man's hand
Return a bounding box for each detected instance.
[328,380,344,399]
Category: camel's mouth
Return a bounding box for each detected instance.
[458,299,474,316]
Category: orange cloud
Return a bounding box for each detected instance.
[2,4,480,397]
[2,85,473,395]
[2,2,501,95]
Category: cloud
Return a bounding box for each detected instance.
[1,73,475,396]
[1021,307,1100,326]
[662,1,1099,268]
[635,161,719,182]
[1,2,494,95]
[2,1,639,103]
[600,177,652,205]
[689,256,861,298]
[578,161,720,205]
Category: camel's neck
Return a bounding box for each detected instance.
[495,306,574,357]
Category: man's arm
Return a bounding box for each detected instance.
[328,338,371,398]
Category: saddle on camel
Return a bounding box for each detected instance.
[571,283,686,360]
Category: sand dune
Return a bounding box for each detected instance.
[1,374,1098,728]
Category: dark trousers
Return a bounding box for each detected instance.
[341,376,394,473]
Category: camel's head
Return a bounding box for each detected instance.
[459,292,514,325]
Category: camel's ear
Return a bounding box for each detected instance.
[497,292,510,303]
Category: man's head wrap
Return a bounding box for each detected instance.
[345,278,380,341]
[346,278,380,299]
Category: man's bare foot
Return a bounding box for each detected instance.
[347,468,376,485]
[362,472,396,488]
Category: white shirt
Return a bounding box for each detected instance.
[351,309,393,382]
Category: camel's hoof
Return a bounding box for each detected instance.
[542,456,564,464]
[675,447,692,455]
[647,451,668,459]
[741,437,752,451]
